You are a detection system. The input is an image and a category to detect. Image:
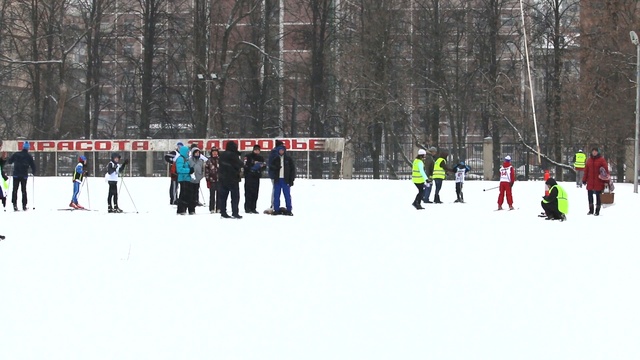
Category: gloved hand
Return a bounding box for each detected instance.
[582,181,587,186]
[83,170,90,176]
[426,177,433,183]
[206,180,211,189]
[123,159,129,165]
[1,173,7,181]
[190,173,196,181]
[189,167,194,174]
[290,181,294,187]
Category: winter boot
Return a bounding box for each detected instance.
[434,195,442,204]
[595,205,600,216]
[114,205,123,213]
[13,203,18,211]
[221,212,231,219]
[509,206,515,210]
[587,204,594,215]
[108,205,114,213]
[497,205,503,210]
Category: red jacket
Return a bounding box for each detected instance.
[582,154,608,191]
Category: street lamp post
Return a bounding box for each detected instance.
[196,73,219,138]
[630,32,640,193]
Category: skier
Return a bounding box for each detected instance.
[165,141,183,204]
[189,147,205,207]
[7,141,36,211]
[70,155,88,209]
[204,147,220,213]
[105,153,128,213]
[269,144,296,215]
[0,140,8,209]
[453,160,471,203]
[175,145,195,215]
[411,149,428,210]
[540,177,568,221]
[218,141,244,219]
[582,147,608,216]
[497,155,516,210]
[243,145,266,214]
[572,149,586,188]
[422,146,436,203]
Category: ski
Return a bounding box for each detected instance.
[58,208,98,212]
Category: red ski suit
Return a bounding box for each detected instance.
[498,161,516,207]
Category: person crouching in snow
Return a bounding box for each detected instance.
[540,177,568,221]
[70,155,88,209]
[411,149,428,209]
[269,145,296,215]
[105,153,128,213]
[497,155,515,210]
[453,160,470,203]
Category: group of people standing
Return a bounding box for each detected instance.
[166,140,296,217]
[412,147,469,209]
[0,140,36,211]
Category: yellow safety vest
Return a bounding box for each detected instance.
[412,159,425,184]
[574,153,586,169]
[433,158,446,179]
[543,184,569,214]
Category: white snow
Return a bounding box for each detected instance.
[0,177,639,360]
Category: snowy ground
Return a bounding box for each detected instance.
[0,177,639,360]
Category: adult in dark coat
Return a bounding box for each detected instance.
[267,140,284,209]
[269,145,296,215]
[7,142,36,211]
[243,145,265,214]
[218,141,244,219]
[582,147,608,216]
[422,146,436,203]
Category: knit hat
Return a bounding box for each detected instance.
[253,145,261,151]
[111,152,121,160]
[176,142,184,147]
[79,155,87,162]
[504,155,511,162]
[22,142,30,150]
[418,149,427,156]
[428,146,437,154]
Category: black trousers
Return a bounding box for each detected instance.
[219,182,240,216]
[192,182,201,205]
[108,181,118,207]
[209,181,218,212]
[587,190,602,206]
[455,182,463,201]
[244,176,260,212]
[170,179,178,204]
[12,177,28,207]
[414,183,424,205]
[177,181,195,214]
[541,201,562,219]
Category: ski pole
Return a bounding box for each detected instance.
[86,175,91,209]
[120,177,139,213]
[199,186,206,206]
[30,173,35,210]
[482,186,499,192]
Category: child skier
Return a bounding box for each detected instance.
[204,147,220,213]
[453,160,470,203]
[497,155,516,210]
[70,155,88,209]
[105,153,128,213]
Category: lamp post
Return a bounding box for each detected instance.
[630,31,639,193]
[196,73,218,137]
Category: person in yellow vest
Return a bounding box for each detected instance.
[432,150,451,204]
[572,149,586,188]
[411,149,428,210]
[540,177,568,221]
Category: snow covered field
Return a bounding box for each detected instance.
[0,176,639,360]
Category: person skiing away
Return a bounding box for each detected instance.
[175,145,195,215]
[582,147,608,216]
[269,144,296,215]
[432,150,451,204]
[7,141,36,211]
[204,147,220,213]
[267,139,285,210]
[105,153,128,213]
[411,149,428,210]
[572,149,586,188]
[0,140,8,210]
[189,147,205,207]
[243,144,266,214]
[540,177,568,221]
[497,155,516,210]
[218,141,244,219]
[70,155,88,209]
[165,141,183,204]
[422,146,436,203]
[453,160,471,203]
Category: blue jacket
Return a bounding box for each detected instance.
[267,140,284,179]
[175,146,192,182]
[8,149,36,178]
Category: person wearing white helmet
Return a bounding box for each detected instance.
[411,149,428,210]
[497,155,516,210]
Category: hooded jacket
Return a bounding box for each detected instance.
[218,141,243,186]
[268,140,285,179]
[188,148,205,183]
[269,146,296,186]
[582,148,608,191]
[175,146,192,182]
[8,149,36,178]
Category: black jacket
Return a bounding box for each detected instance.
[243,152,265,179]
[543,178,558,204]
[8,150,36,178]
[269,152,296,186]
[218,141,244,186]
